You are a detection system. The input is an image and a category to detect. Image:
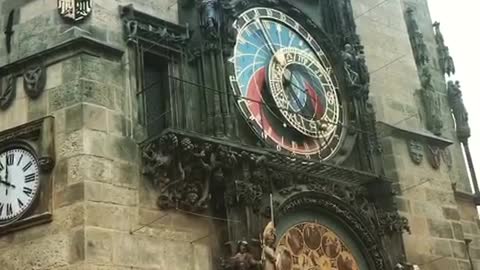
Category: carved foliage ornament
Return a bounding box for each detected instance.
[408,140,424,165]
[0,75,16,110]
[377,211,411,236]
[57,0,92,22]
[23,64,47,100]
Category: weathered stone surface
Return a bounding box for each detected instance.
[55,182,85,209]
[85,227,113,264]
[85,181,136,206]
[85,202,136,231]
[112,161,138,189]
[451,241,467,259]
[428,219,454,239]
[65,155,113,184]
[431,239,453,257]
[443,207,461,221]
[0,229,84,270]
[452,222,465,240]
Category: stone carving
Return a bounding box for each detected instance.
[120,5,191,48]
[433,22,455,76]
[447,80,470,141]
[233,180,263,211]
[441,148,452,170]
[260,222,291,270]
[0,75,16,110]
[406,8,429,66]
[57,0,92,22]
[142,134,215,211]
[407,140,424,165]
[377,211,410,235]
[426,145,441,170]
[419,67,443,135]
[23,64,47,99]
[199,0,221,40]
[341,43,370,100]
[224,241,261,270]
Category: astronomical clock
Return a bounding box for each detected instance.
[229,7,351,161]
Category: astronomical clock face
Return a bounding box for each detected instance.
[277,223,360,270]
[229,7,346,160]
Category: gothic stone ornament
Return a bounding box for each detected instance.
[342,43,370,100]
[419,67,443,135]
[199,0,221,41]
[0,75,16,110]
[23,64,47,99]
[433,22,455,76]
[448,80,470,141]
[57,0,92,22]
[441,148,453,170]
[407,140,424,165]
[426,145,441,170]
[377,211,410,236]
[405,8,429,66]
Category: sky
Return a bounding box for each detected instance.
[427,0,480,191]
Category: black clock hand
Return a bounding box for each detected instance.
[0,180,15,188]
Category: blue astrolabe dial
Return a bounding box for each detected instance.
[229,7,345,160]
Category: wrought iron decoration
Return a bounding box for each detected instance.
[23,64,47,99]
[57,0,92,22]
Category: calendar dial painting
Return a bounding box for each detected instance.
[277,222,360,270]
[229,7,346,160]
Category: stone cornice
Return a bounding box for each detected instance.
[377,121,454,148]
[0,27,124,75]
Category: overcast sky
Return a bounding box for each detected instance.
[427,0,480,191]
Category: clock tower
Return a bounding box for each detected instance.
[0,0,477,270]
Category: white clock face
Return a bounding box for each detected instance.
[0,148,40,225]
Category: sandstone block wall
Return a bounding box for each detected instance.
[0,1,213,269]
[353,0,480,269]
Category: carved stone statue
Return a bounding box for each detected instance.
[199,0,221,40]
[447,80,470,141]
[341,43,369,99]
[228,241,261,270]
[419,67,443,135]
[406,8,429,66]
[261,222,292,270]
[261,222,277,270]
[440,46,455,76]
[433,22,455,76]
[432,21,444,47]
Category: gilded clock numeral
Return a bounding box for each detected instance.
[0,203,3,216]
[0,162,3,171]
